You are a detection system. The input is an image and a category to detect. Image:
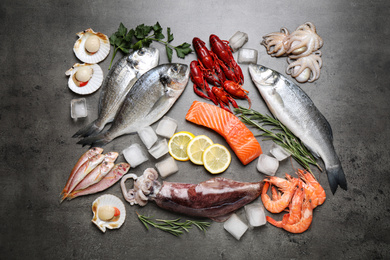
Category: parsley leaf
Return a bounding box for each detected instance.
[108,22,193,69]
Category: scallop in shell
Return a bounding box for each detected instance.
[91,194,126,233]
[73,28,110,64]
[65,63,103,95]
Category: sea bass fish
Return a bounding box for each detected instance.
[73,48,159,138]
[249,64,347,194]
[78,63,189,147]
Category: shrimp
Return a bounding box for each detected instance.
[265,181,304,228]
[282,189,313,234]
[261,176,299,213]
[297,169,326,208]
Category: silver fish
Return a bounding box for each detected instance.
[78,63,189,147]
[249,64,347,194]
[73,47,159,138]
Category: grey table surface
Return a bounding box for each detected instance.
[1,0,389,259]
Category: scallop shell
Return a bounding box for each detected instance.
[73,28,110,64]
[91,194,126,233]
[65,63,103,95]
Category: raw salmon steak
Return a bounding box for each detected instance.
[185,101,262,165]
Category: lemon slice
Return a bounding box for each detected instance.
[168,131,195,161]
[202,144,231,174]
[187,135,214,165]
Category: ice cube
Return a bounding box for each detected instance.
[148,139,169,159]
[269,143,291,161]
[122,143,148,168]
[228,31,248,52]
[224,213,248,240]
[155,116,178,139]
[155,156,178,178]
[238,48,258,64]
[137,126,158,149]
[244,203,267,227]
[70,98,87,119]
[257,154,279,176]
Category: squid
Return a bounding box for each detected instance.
[121,168,263,221]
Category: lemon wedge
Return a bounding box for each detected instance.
[202,144,231,174]
[187,135,214,165]
[168,131,195,161]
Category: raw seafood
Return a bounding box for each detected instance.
[73,48,159,138]
[67,163,130,200]
[65,63,104,95]
[191,35,246,112]
[77,63,189,147]
[286,50,322,83]
[249,64,347,194]
[283,22,323,59]
[261,27,290,57]
[185,101,262,165]
[73,152,119,191]
[61,147,103,196]
[261,175,299,213]
[261,22,323,83]
[121,168,263,221]
[73,28,110,64]
[91,194,126,233]
[60,153,105,202]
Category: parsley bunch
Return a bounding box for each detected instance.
[108,22,192,69]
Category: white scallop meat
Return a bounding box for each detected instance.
[91,194,126,233]
[73,28,110,64]
[65,63,103,95]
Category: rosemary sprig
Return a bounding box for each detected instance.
[234,106,322,174]
[137,212,211,237]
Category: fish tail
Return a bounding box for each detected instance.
[326,165,347,194]
[59,193,68,203]
[77,132,113,147]
[72,120,103,138]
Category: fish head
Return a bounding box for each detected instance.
[162,63,189,96]
[249,64,280,88]
[127,47,160,75]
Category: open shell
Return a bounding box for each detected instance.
[73,28,110,64]
[91,194,126,233]
[65,63,103,95]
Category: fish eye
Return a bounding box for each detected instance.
[138,48,145,55]
[172,65,179,72]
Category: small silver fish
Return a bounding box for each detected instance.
[249,64,347,194]
[78,63,189,147]
[73,47,159,138]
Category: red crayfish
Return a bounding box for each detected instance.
[190,34,251,113]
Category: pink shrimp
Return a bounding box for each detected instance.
[282,189,313,234]
[297,169,326,208]
[266,181,304,228]
[261,176,299,213]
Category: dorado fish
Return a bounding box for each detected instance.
[78,63,189,147]
[73,47,159,138]
[249,64,347,194]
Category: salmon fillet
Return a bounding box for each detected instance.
[185,101,262,165]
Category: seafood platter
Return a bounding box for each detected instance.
[62,22,347,238]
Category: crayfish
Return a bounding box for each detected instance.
[190,34,250,112]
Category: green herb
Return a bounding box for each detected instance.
[137,213,211,237]
[108,22,192,69]
[234,106,322,174]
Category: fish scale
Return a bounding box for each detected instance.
[249,64,347,194]
[73,47,159,138]
[77,63,189,147]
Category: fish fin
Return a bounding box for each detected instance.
[72,120,103,138]
[326,165,347,194]
[145,93,169,117]
[304,144,321,159]
[77,132,113,147]
[319,113,333,141]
